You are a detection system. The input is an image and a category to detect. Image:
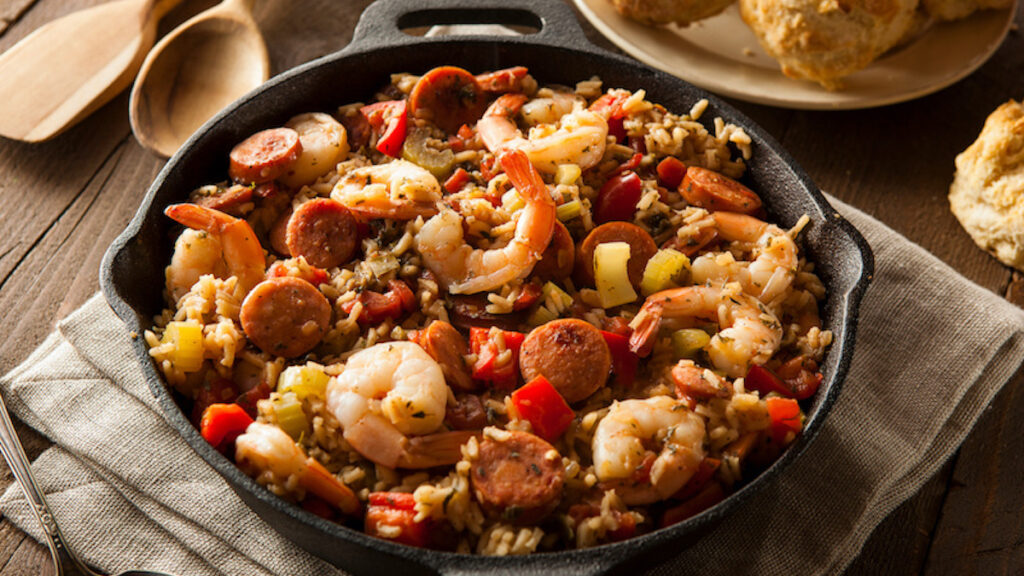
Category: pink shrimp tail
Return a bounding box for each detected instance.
[164,203,235,232]
[629,303,664,358]
[501,150,551,206]
[302,458,362,516]
[485,92,528,117]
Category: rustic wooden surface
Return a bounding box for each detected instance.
[0,0,1021,574]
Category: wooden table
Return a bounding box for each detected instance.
[0,0,1021,573]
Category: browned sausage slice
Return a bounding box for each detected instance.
[240,276,330,358]
[286,198,358,269]
[419,320,474,392]
[449,295,523,332]
[679,166,762,214]
[192,184,253,215]
[445,394,487,430]
[519,318,611,404]
[574,221,657,289]
[229,127,302,185]
[470,430,565,524]
[268,206,292,256]
[531,220,575,281]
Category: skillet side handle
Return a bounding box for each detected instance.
[349,0,593,53]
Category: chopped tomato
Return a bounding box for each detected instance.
[594,171,643,224]
[512,281,542,312]
[235,382,271,418]
[365,492,430,548]
[469,327,525,390]
[191,378,238,426]
[588,91,629,119]
[266,260,330,287]
[657,157,687,189]
[510,375,575,442]
[444,167,472,193]
[766,397,802,446]
[607,116,627,143]
[612,153,643,176]
[361,100,408,157]
[601,330,638,388]
[447,124,478,152]
[628,135,646,155]
[673,457,721,501]
[341,280,415,324]
[774,355,824,400]
[200,403,254,452]
[660,483,726,528]
[301,494,338,521]
[480,155,499,181]
[745,362,821,400]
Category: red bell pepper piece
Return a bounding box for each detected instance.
[512,281,542,312]
[365,492,430,548]
[444,167,472,193]
[360,100,408,157]
[200,403,254,452]
[600,330,638,388]
[469,327,525,391]
[612,153,643,176]
[657,156,687,190]
[766,397,802,446]
[607,116,627,143]
[746,362,821,400]
[594,171,643,224]
[510,375,575,442]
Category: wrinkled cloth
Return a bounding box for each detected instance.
[2,196,1023,576]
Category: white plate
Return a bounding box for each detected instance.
[574,0,1017,109]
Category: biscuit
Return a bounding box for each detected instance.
[949,100,1024,271]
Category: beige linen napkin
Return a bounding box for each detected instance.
[2,196,1024,576]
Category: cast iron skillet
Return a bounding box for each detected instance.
[101,0,873,573]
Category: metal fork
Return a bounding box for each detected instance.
[0,391,179,576]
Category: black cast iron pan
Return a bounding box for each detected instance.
[101,0,873,573]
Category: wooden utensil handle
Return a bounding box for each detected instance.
[146,0,187,24]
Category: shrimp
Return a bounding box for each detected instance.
[592,396,706,506]
[477,93,608,173]
[416,149,556,294]
[520,88,585,126]
[326,342,475,469]
[629,284,783,378]
[691,212,798,303]
[164,203,267,303]
[331,159,442,220]
[235,422,361,515]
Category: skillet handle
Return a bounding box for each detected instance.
[349,0,594,53]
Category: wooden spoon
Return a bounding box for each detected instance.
[0,0,184,142]
[130,0,269,158]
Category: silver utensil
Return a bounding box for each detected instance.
[0,391,179,576]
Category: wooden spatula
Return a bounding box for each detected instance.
[0,0,183,142]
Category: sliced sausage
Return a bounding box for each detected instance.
[450,295,522,332]
[286,198,358,269]
[229,127,302,185]
[671,362,730,399]
[470,430,565,525]
[419,320,474,392]
[445,394,488,430]
[240,276,331,358]
[269,206,292,256]
[679,166,762,214]
[574,221,657,289]
[408,66,487,134]
[531,220,575,281]
[519,318,611,404]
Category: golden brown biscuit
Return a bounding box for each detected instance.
[611,0,738,26]
[949,100,1024,271]
[739,0,924,89]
